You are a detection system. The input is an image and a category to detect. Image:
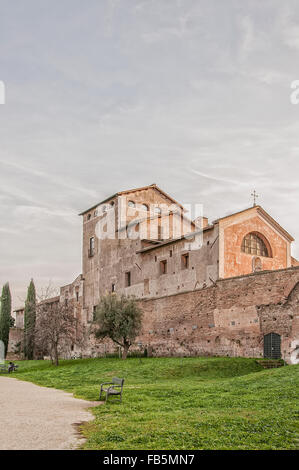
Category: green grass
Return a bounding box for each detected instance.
[1,357,298,450]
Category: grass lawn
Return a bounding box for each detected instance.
[2,356,298,450]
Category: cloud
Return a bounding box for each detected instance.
[0,0,298,304]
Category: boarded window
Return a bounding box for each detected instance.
[252,257,262,272]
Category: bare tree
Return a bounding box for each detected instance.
[34,289,85,366]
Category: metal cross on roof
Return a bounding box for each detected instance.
[251,190,259,207]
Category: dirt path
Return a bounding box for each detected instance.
[0,376,98,450]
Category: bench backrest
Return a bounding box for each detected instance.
[112,377,124,386]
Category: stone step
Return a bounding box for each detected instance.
[256,359,284,369]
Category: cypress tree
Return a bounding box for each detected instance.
[0,283,12,357]
[24,279,36,360]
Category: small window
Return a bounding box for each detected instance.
[125,271,131,287]
[93,306,97,322]
[252,257,262,273]
[141,204,149,212]
[65,298,68,307]
[94,209,98,217]
[154,207,161,215]
[112,283,116,292]
[89,237,95,257]
[181,253,189,269]
[170,250,172,257]
[75,290,79,302]
[128,200,135,208]
[160,260,167,275]
[87,213,91,221]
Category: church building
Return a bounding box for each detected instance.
[12,184,299,363]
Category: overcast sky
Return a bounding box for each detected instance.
[0,0,299,307]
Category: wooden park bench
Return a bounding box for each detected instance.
[99,377,125,403]
[0,363,18,373]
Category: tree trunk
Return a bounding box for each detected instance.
[54,345,59,366]
[122,343,130,360]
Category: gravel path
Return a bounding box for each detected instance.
[0,376,98,450]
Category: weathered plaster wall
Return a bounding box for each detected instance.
[82,186,218,319]
[219,210,291,279]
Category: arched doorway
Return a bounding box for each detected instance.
[264,333,281,359]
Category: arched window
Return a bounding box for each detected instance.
[154,206,161,215]
[141,204,149,212]
[241,232,270,257]
[128,200,135,208]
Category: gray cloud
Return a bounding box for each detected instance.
[0,0,298,305]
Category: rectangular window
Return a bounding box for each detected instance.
[160,260,167,275]
[158,225,163,240]
[112,283,116,292]
[89,237,95,257]
[125,272,131,287]
[181,253,189,269]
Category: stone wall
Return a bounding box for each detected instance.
[87,266,299,363]
[10,266,299,364]
[136,266,299,363]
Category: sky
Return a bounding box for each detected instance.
[0,0,299,307]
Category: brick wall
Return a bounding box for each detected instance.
[136,266,299,363]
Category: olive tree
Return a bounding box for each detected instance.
[94,294,143,359]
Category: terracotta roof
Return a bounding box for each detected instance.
[39,296,60,305]
[78,184,185,216]
[213,205,294,242]
[136,225,214,254]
